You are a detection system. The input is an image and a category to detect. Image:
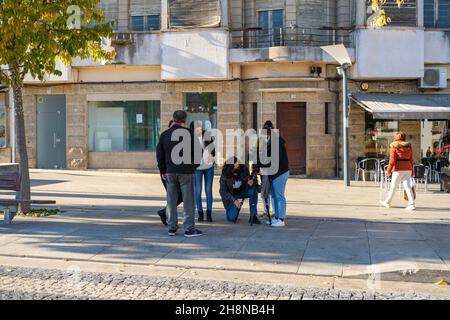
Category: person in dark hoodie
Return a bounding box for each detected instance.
[156,111,203,237]
[219,157,261,224]
[156,120,183,226]
[259,120,290,227]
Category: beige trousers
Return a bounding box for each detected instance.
[384,171,415,206]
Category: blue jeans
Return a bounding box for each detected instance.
[270,171,289,220]
[225,187,258,222]
[195,166,214,212]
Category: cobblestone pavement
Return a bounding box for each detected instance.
[0,265,446,300]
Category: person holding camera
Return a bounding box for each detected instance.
[219,157,261,224]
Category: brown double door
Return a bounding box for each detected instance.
[276,102,306,175]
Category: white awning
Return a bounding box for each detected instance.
[350,93,450,120]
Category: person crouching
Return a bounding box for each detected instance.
[219,157,261,224]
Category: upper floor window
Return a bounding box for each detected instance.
[258,9,284,47]
[424,0,450,28]
[131,15,160,31]
[130,0,161,31]
[169,0,221,28]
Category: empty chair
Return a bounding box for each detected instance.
[414,164,429,192]
[431,160,442,183]
[355,158,379,182]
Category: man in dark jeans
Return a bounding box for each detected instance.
[156,110,203,237]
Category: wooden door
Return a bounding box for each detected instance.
[277,102,306,174]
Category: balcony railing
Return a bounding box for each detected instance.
[231,27,353,49]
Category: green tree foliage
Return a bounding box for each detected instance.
[0,0,114,211]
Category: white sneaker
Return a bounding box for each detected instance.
[271,219,285,227]
[405,205,416,211]
[265,218,278,225]
[379,200,391,208]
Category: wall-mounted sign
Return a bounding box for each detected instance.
[360,82,369,91]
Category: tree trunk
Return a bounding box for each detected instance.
[12,84,31,213]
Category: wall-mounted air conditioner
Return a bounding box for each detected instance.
[419,67,447,89]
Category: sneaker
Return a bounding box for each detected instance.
[168,227,178,236]
[271,219,285,227]
[405,205,416,211]
[157,209,168,226]
[249,215,261,225]
[265,218,278,225]
[379,200,391,208]
[184,228,203,238]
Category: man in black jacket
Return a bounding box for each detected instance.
[156,110,203,237]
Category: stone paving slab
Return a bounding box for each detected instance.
[0,170,449,285]
[0,264,447,300]
[369,238,450,272]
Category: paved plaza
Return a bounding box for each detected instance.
[0,170,449,300]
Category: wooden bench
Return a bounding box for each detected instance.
[0,165,56,224]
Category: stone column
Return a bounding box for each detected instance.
[117,0,129,31]
[221,0,229,28]
[355,0,367,27]
[161,0,169,30]
[417,0,424,27]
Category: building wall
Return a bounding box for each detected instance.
[241,71,337,177]
[21,79,240,170]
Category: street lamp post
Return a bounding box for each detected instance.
[320,44,352,186]
[338,63,350,186]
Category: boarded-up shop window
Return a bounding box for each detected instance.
[98,0,119,30]
[169,0,221,28]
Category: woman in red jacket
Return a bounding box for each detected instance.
[380,132,416,210]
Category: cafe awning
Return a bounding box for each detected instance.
[350,93,450,120]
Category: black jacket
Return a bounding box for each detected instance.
[219,166,250,210]
[156,124,201,175]
[257,133,289,181]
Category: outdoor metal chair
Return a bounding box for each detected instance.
[355,158,379,182]
[430,160,442,184]
[414,164,429,192]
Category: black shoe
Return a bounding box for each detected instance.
[157,209,168,226]
[184,228,203,238]
[198,211,204,222]
[250,215,261,225]
[206,210,213,222]
[168,226,178,236]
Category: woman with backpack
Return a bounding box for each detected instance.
[380,131,416,210]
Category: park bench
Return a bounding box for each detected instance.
[0,164,56,224]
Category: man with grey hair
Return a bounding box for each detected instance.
[157,110,203,237]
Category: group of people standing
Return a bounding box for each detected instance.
[156,110,290,237]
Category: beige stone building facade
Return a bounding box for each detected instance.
[2,0,450,178]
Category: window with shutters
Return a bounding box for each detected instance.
[98,0,119,30]
[169,0,221,28]
[130,0,161,31]
[424,0,450,28]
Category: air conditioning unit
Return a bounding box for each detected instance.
[419,67,448,89]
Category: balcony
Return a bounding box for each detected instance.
[231,27,353,49]
[230,27,354,64]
